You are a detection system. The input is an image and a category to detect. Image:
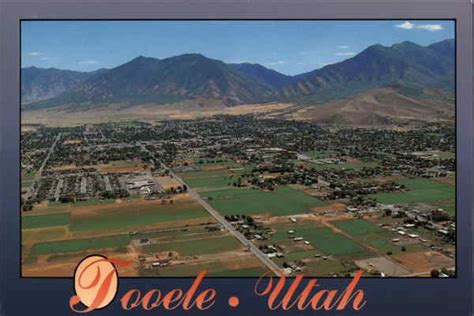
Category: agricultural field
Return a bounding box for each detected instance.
[185,176,236,190]
[20,116,456,277]
[255,220,372,276]
[332,219,427,255]
[369,178,455,205]
[69,196,211,234]
[21,191,260,277]
[22,212,70,229]
[201,186,326,216]
[135,226,268,277]
[254,216,453,277]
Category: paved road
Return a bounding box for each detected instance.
[23,133,62,203]
[139,143,282,275]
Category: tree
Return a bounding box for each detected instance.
[430,269,440,277]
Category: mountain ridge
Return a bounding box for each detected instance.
[22,38,455,112]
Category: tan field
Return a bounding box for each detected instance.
[392,251,454,274]
[156,175,183,190]
[22,102,294,127]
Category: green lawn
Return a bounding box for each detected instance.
[369,178,455,204]
[30,234,130,255]
[22,212,70,229]
[202,186,326,216]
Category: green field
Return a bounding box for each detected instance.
[332,219,384,236]
[369,178,455,204]
[22,171,36,181]
[22,212,70,229]
[72,198,116,207]
[304,259,357,276]
[30,234,130,255]
[286,226,370,258]
[186,176,234,189]
[70,202,210,232]
[21,171,36,188]
[137,229,227,245]
[211,267,268,277]
[429,199,456,216]
[307,161,378,170]
[333,219,429,255]
[22,226,67,242]
[303,150,336,159]
[141,235,241,256]
[265,222,370,259]
[366,237,426,255]
[148,262,266,277]
[201,186,326,216]
[194,159,239,167]
[179,169,234,180]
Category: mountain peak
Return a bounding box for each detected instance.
[173,53,210,60]
[391,41,421,50]
[428,38,455,57]
[129,55,158,63]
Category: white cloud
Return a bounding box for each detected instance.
[417,24,443,31]
[395,21,443,31]
[78,59,99,65]
[335,52,356,56]
[338,45,350,49]
[27,52,42,57]
[395,21,415,30]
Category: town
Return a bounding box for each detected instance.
[21,116,456,277]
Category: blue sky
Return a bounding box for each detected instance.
[21,20,454,75]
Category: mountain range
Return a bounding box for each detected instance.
[21,39,455,124]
